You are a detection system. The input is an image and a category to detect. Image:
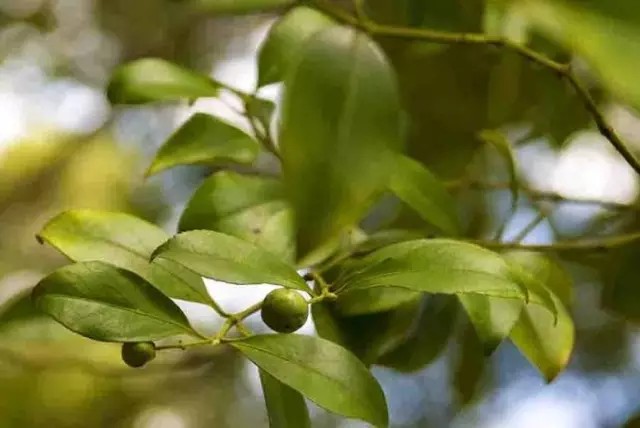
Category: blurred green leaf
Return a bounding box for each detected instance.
[602,245,640,322]
[377,295,457,372]
[146,113,260,176]
[179,171,294,260]
[478,130,519,209]
[259,370,311,428]
[387,154,460,236]
[32,261,196,342]
[151,230,310,291]
[193,0,295,14]
[280,26,403,262]
[257,6,335,87]
[336,239,526,299]
[351,229,426,255]
[38,210,211,304]
[505,251,574,381]
[453,323,486,406]
[522,0,640,110]
[312,298,422,364]
[231,334,388,428]
[107,58,219,104]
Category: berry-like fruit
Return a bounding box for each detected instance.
[121,342,156,368]
[261,289,309,333]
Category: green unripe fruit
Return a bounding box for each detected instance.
[261,289,309,333]
[121,342,156,368]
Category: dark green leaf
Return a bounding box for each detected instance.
[231,334,388,427]
[107,58,219,104]
[387,154,460,236]
[478,129,519,209]
[32,261,196,342]
[259,369,311,428]
[179,171,294,261]
[280,26,403,262]
[504,251,574,381]
[146,113,260,176]
[313,298,422,364]
[151,230,310,292]
[258,6,335,87]
[37,210,212,305]
[523,0,640,110]
[336,239,526,299]
[453,323,486,406]
[377,294,457,372]
[459,294,523,354]
[193,0,295,14]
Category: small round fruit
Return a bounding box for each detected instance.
[121,342,156,368]
[261,289,309,333]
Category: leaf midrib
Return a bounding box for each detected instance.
[37,293,193,334]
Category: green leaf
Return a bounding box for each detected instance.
[504,251,574,381]
[280,26,403,262]
[453,323,486,406]
[179,171,294,261]
[334,287,421,316]
[478,129,519,209]
[151,230,310,292]
[388,154,460,236]
[604,246,640,322]
[146,113,260,176]
[259,370,311,428]
[377,295,457,372]
[231,334,388,427]
[107,58,219,104]
[459,294,523,354]
[37,210,212,305]
[521,0,640,110]
[336,239,527,300]
[258,6,335,87]
[193,0,295,14]
[32,261,197,342]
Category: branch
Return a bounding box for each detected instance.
[474,231,640,252]
[312,0,640,176]
[450,179,637,211]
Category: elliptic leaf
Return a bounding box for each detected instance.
[336,239,527,300]
[505,251,574,382]
[280,26,403,262]
[37,210,212,304]
[258,6,335,86]
[146,113,260,176]
[388,154,460,236]
[179,171,294,260]
[151,230,310,292]
[107,58,219,104]
[32,261,197,342]
[231,334,388,427]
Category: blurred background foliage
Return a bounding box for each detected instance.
[2,0,640,427]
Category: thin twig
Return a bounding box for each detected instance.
[474,230,640,252]
[450,179,637,211]
[311,0,640,175]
